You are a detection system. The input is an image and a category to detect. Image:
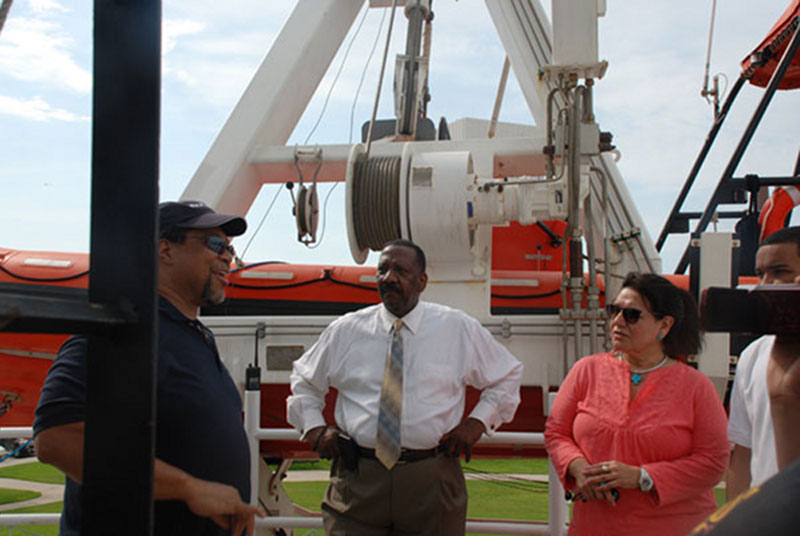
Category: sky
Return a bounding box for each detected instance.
[0,0,797,273]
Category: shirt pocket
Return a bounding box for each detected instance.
[415,363,461,406]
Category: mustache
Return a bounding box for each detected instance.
[378,283,402,295]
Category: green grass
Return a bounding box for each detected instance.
[0,488,40,506]
[463,457,549,475]
[0,462,65,484]
[283,457,547,474]
[273,459,332,472]
[282,471,550,536]
[0,501,62,536]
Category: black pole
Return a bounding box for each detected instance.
[675,18,800,274]
[82,0,161,534]
[794,148,800,175]
[655,76,745,252]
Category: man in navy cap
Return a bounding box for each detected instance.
[34,201,262,536]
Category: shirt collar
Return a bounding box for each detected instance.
[159,294,188,322]
[379,301,423,335]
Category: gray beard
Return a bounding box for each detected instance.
[201,276,226,305]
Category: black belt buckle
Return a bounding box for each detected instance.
[337,434,359,472]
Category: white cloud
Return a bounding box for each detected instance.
[0,16,90,93]
[29,0,68,15]
[163,18,205,55]
[0,94,89,122]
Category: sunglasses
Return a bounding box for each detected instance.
[186,234,236,257]
[606,304,643,325]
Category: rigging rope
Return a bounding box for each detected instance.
[239,183,285,261]
[303,3,370,145]
[365,0,399,157]
[306,182,339,250]
[350,6,389,144]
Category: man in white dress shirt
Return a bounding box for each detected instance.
[727,226,800,500]
[287,239,523,535]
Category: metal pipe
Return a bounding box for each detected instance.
[568,88,584,361]
[399,1,425,136]
[488,56,511,139]
[545,87,566,182]
[251,517,556,535]
[251,428,545,446]
[584,192,599,355]
[591,165,613,351]
[548,393,567,536]
[560,215,570,378]
[0,513,561,535]
[0,427,32,438]
[245,389,261,506]
[0,515,61,526]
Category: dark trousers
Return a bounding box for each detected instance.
[322,453,467,536]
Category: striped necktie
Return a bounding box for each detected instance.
[376,318,404,469]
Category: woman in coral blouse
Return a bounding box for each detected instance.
[545,273,729,536]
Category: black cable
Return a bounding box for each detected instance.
[0,263,90,283]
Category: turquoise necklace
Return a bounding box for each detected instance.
[617,353,669,386]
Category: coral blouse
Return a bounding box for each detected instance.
[545,353,729,536]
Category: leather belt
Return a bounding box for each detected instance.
[355,443,448,463]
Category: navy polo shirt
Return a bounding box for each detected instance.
[34,296,251,536]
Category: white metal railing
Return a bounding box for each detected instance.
[0,514,60,526]
[1,394,569,536]
[0,427,32,439]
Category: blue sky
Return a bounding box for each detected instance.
[0,0,797,273]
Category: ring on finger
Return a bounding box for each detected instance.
[602,464,609,472]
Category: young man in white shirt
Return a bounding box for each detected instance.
[726,226,800,499]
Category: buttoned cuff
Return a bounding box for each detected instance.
[292,410,327,441]
[468,401,502,436]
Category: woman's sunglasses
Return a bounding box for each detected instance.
[186,234,236,257]
[606,304,643,325]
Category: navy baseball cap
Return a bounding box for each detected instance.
[159,200,247,237]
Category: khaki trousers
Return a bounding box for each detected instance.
[322,453,467,536]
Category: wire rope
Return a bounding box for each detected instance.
[350,6,388,144]
[365,0,399,156]
[238,184,285,261]
[303,3,370,145]
[306,182,339,250]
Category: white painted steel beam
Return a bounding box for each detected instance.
[250,137,548,184]
[484,0,554,129]
[181,0,366,215]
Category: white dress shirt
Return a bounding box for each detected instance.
[287,301,523,449]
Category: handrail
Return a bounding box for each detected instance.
[0,399,568,535]
[244,390,568,536]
